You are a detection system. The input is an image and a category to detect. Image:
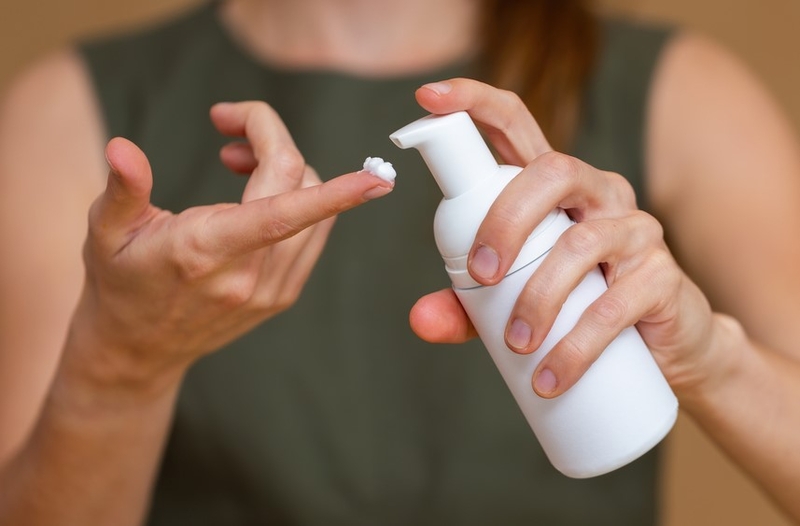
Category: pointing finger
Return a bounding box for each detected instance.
[204,170,394,260]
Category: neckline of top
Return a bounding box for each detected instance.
[202,0,476,84]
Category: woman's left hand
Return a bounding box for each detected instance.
[408,78,730,399]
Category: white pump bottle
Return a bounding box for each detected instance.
[390,111,678,478]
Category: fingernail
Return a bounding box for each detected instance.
[507,319,532,351]
[470,245,499,280]
[362,184,394,200]
[534,368,558,396]
[422,81,452,95]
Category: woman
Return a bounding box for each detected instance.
[1,0,799,524]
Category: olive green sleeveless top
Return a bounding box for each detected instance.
[80,4,672,524]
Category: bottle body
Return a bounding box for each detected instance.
[390,111,678,478]
[451,208,678,478]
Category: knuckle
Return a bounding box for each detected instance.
[494,89,526,130]
[275,287,301,313]
[170,236,217,282]
[176,254,217,282]
[488,200,525,233]
[523,273,555,307]
[309,184,341,218]
[646,249,680,289]
[249,100,279,122]
[271,149,305,178]
[605,171,638,209]
[499,88,525,108]
[246,101,278,126]
[535,151,580,188]
[639,212,665,242]
[560,221,604,255]
[587,294,629,328]
[252,283,302,316]
[245,282,277,313]
[634,250,682,316]
[552,336,589,375]
[260,217,297,243]
[214,275,257,309]
[624,211,665,251]
[252,100,273,112]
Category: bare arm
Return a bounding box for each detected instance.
[0,50,171,526]
[0,50,106,467]
[647,33,800,519]
[0,51,394,525]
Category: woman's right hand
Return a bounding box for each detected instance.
[65,101,394,390]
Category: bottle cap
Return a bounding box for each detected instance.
[390,111,498,199]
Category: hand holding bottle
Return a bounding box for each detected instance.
[406,79,728,418]
[397,78,742,476]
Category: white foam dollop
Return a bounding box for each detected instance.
[363,156,396,182]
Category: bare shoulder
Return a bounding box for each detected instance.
[0,46,106,274]
[645,31,800,217]
[1,47,107,173]
[0,48,106,461]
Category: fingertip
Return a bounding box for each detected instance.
[104,136,130,173]
[409,291,476,344]
[103,137,152,197]
[361,182,394,201]
[209,101,234,120]
[416,81,456,113]
[409,296,433,341]
[340,170,395,201]
[92,139,154,242]
[418,81,452,97]
[210,102,247,136]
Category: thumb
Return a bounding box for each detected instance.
[409,289,478,344]
[89,137,154,249]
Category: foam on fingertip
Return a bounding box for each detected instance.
[362,156,397,183]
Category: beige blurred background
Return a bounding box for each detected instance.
[0,1,796,525]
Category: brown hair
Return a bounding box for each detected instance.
[479,0,599,152]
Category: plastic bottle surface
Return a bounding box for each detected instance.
[390,111,678,478]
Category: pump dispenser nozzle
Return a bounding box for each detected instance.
[389,111,498,199]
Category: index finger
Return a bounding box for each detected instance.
[204,170,394,260]
[415,78,552,166]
